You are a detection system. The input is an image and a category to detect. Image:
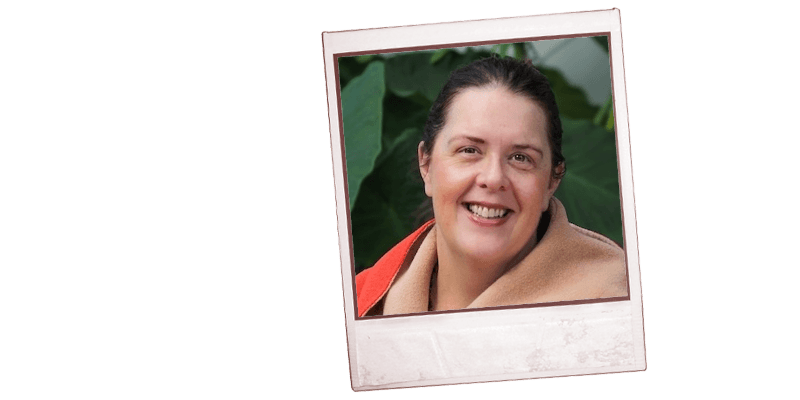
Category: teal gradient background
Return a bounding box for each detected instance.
[0,0,800,399]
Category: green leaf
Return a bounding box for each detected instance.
[430,49,448,65]
[350,183,408,272]
[384,51,452,102]
[337,56,370,90]
[497,43,511,57]
[606,107,615,131]
[350,128,427,272]
[338,55,388,90]
[593,96,612,126]
[341,61,386,209]
[591,95,616,133]
[538,66,599,120]
[592,35,609,53]
[554,117,623,246]
[512,42,527,60]
[384,49,492,103]
[379,93,429,154]
[355,54,376,63]
[373,128,427,223]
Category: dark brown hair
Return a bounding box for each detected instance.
[421,56,566,179]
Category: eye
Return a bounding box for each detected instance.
[511,153,530,163]
[510,153,535,169]
[458,146,480,155]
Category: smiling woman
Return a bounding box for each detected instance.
[355,56,628,316]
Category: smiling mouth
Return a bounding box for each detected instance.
[465,203,511,219]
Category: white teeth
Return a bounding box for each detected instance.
[468,204,509,219]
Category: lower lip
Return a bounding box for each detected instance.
[464,206,510,227]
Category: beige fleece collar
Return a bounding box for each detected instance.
[381,198,626,315]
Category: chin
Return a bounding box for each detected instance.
[458,237,517,265]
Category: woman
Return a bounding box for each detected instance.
[355,56,627,317]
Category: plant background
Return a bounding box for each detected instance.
[338,37,622,274]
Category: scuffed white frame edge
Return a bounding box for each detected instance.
[322,8,645,391]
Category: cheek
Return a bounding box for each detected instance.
[429,162,472,201]
[513,174,552,211]
[538,179,555,211]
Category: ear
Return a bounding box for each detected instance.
[418,142,432,197]
[541,164,564,211]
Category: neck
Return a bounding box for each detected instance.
[431,232,537,311]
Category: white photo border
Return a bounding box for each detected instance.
[322,8,645,391]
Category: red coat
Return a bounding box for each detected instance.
[355,220,435,317]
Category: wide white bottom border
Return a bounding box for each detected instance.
[352,300,645,390]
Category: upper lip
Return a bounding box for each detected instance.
[464,201,513,212]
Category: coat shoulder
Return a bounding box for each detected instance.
[568,224,628,298]
[355,220,436,317]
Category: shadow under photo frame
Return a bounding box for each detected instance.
[322,9,645,391]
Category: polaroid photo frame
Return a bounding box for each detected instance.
[322,9,645,391]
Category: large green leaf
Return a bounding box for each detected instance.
[384,49,492,103]
[554,117,623,245]
[373,128,428,227]
[429,49,448,65]
[337,56,374,89]
[384,51,452,102]
[480,42,600,120]
[379,93,429,152]
[350,128,427,272]
[350,183,408,272]
[341,61,386,209]
[538,66,599,121]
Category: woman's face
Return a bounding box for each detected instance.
[418,86,561,267]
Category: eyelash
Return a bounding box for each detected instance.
[458,147,535,167]
[511,153,533,164]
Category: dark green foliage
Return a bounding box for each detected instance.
[337,56,370,89]
[592,35,609,53]
[340,61,385,209]
[538,66,599,121]
[384,48,487,103]
[338,40,623,272]
[350,128,427,269]
[554,118,622,245]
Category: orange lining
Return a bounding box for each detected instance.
[356,220,435,317]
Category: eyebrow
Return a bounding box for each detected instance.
[448,135,544,156]
[512,143,544,156]
[448,135,485,145]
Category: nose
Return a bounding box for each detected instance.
[476,157,507,191]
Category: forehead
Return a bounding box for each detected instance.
[442,86,549,146]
